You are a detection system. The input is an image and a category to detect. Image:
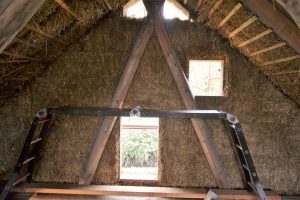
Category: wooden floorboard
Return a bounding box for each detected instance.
[10,183,282,200]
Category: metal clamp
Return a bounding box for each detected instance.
[130,106,142,117]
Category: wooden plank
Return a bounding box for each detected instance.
[249,42,286,57]
[0,0,46,54]
[218,3,242,28]
[26,25,66,45]
[78,21,154,185]
[208,0,223,18]
[238,29,272,47]
[239,0,300,54]
[1,51,41,61]
[153,10,229,188]
[266,70,299,76]
[104,0,113,11]
[54,0,82,22]
[260,55,300,66]
[194,0,203,11]
[228,16,257,38]
[12,183,281,200]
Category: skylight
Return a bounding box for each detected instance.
[123,0,189,20]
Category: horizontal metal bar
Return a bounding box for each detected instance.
[47,107,227,119]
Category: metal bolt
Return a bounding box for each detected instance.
[253,173,256,176]
[230,117,235,121]
[38,111,44,116]
[74,110,79,114]
[97,111,101,115]
[245,150,249,154]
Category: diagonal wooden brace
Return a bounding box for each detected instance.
[78,21,154,184]
[147,1,229,188]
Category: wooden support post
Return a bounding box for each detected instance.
[249,42,286,57]
[0,0,46,54]
[238,29,272,47]
[228,16,257,38]
[54,0,82,22]
[152,6,229,188]
[218,3,242,28]
[259,55,300,66]
[239,0,300,55]
[208,0,223,19]
[78,21,154,185]
[26,25,66,45]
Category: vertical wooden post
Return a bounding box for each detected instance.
[147,1,229,188]
[78,21,154,184]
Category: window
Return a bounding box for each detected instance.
[123,0,189,20]
[120,117,159,180]
[189,60,224,96]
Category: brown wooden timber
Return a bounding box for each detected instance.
[104,0,113,11]
[26,25,66,45]
[194,0,203,11]
[228,16,257,38]
[208,0,223,18]
[12,183,281,200]
[0,59,30,64]
[249,42,286,57]
[260,55,300,66]
[239,0,300,55]
[78,21,154,185]
[218,3,242,28]
[54,0,82,22]
[153,12,229,188]
[1,51,41,61]
[238,29,272,47]
[0,0,46,54]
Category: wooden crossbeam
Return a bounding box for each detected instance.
[0,65,27,80]
[1,51,41,61]
[266,70,299,76]
[11,183,282,200]
[0,0,46,54]
[208,0,223,18]
[78,21,154,185]
[54,0,82,22]
[218,3,242,28]
[260,55,300,66]
[152,5,229,188]
[228,16,257,38]
[239,0,300,55]
[26,25,65,45]
[238,29,272,47]
[249,42,286,57]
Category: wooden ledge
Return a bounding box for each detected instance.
[11,183,281,199]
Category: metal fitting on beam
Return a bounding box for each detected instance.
[130,106,142,117]
[226,113,240,124]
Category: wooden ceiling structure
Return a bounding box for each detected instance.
[0,0,299,106]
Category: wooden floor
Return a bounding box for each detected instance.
[9,183,283,200]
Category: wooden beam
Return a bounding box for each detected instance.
[104,0,113,11]
[260,55,300,66]
[218,3,242,28]
[208,0,223,19]
[249,42,286,57]
[238,29,272,47]
[78,21,154,185]
[194,0,203,11]
[26,25,66,45]
[0,65,27,80]
[228,16,257,38]
[266,70,299,76]
[153,10,229,188]
[239,0,300,55]
[12,183,282,200]
[54,0,82,22]
[0,0,46,54]
[1,51,41,61]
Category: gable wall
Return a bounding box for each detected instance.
[0,15,299,194]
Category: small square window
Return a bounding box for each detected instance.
[120,117,159,180]
[189,60,224,96]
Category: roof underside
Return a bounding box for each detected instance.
[0,0,299,105]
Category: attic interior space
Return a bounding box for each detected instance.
[0,0,299,199]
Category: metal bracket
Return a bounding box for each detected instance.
[205,189,218,200]
[35,108,47,119]
[226,113,240,124]
[130,106,142,117]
